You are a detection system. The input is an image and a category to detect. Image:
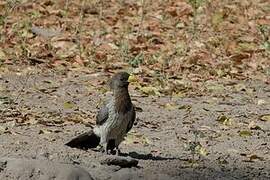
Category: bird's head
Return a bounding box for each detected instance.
[109,72,130,90]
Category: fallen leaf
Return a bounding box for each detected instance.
[260,115,270,121]
[211,10,224,28]
[164,103,178,110]
[207,84,225,93]
[39,129,52,134]
[0,126,7,134]
[257,99,266,105]
[197,146,208,156]
[248,121,262,130]
[217,115,233,126]
[248,154,264,162]
[178,105,192,110]
[139,86,160,96]
[74,55,84,66]
[51,40,77,58]
[124,132,151,145]
[239,130,252,137]
[0,49,6,60]
[172,91,185,98]
[63,101,75,109]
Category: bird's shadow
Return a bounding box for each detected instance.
[121,151,178,161]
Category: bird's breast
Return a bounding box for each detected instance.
[97,100,130,140]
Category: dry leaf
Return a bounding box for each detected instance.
[139,86,160,96]
[0,126,7,135]
[248,121,262,130]
[248,154,264,162]
[63,101,75,109]
[0,50,6,60]
[164,103,178,110]
[207,84,225,93]
[260,115,270,121]
[197,146,208,156]
[217,115,233,126]
[124,132,151,145]
[39,129,52,134]
[257,99,266,105]
[239,130,252,137]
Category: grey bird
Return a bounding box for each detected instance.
[66,72,136,155]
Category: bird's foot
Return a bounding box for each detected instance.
[97,145,109,154]
[99,144,117,155]
[97,145,104,152]
[104,144,111,155]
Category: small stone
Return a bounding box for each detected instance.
[100,155,138,168]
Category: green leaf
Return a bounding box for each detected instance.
[239,130,252,137]
[262,41,270,51]
[129,53,144,67]
[63,101,75,109]
[217,115,233,126]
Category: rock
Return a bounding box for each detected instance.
[100,155,138,168]
[0,157,93,180]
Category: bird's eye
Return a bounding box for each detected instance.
[120,77,126,81]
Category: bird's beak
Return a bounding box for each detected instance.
[128,74,136,83]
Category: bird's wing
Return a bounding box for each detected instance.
[96,103,109,125]
[126,106,136,133]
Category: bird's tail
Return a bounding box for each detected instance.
[65,130,100,150]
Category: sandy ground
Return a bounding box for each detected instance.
[0,67,269,180]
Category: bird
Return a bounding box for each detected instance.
[65,72,136,155]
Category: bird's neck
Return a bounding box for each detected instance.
[113,88,132,113]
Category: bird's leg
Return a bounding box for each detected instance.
[99,143,109,154]
[99,136,109,154]
[107,139,116,155]
[104,143,109,154]
[115,146,121,156]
